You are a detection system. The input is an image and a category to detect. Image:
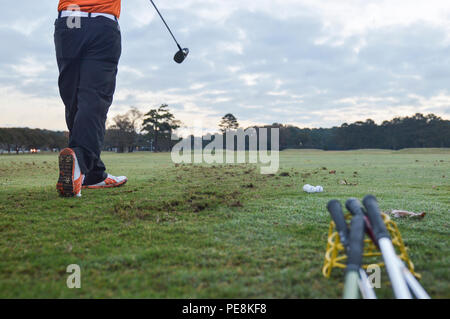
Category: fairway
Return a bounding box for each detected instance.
[0,149,449,298]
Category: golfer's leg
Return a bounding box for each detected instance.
[69,20,121,181]
[54,18,88,196]
[83,157,107,185]
[56,59,80,134]
[54,18,88,173]
[69,59,118,177]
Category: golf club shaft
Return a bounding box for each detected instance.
[149,0,182,50]
[358,269,377,299]
[378,238,412,298]
[363,195,412,299]
[343,271,360,299]
[396,258,431,299]
[361,210,428,298]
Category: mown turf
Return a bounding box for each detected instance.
[0,149,449,298]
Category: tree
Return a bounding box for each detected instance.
[0,128,12,153]
[10,128,26,154]
[106,115,136,153]
[127,107,144,132]
[141,104,181,152]
[219,113,239,133]
[105,107,143,153]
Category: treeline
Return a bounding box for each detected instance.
[0,112,449,153]
[0,128,67,153]
[273,113,450,150]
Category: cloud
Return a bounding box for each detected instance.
[0,86,64,130]
[0,0,449,131]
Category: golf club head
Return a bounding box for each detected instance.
[174,48,189,64]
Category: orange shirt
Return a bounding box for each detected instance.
[58,0,121,18]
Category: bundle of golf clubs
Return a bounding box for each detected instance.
[327,195,430,299]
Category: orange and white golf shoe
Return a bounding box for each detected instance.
[56,148,84,197]
[83,174,128,189]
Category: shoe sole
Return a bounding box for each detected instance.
[83,179,128,189]
[56,149,75,197]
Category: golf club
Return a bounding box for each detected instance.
[327,200,376,299]
[349,196,430,299]
[344,203,366,299]
[344,198,377,299]
[362,195,430,299]
[148,0,189,64]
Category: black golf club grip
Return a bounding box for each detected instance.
[327,200,349,246]
[347,198,379,248]
[362,195,390,241]
[345,198,365,216]
[346,214,365,272]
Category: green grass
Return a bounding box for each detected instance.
[0,149,449,298]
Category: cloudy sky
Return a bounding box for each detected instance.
[1,0,450,133]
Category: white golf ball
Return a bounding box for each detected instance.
[303,184,315,193]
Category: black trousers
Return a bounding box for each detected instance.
[54,16,121,185]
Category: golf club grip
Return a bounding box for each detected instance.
[346,198,379,247]
[345,198,365,216]
[346,214,365,273]
[362,195,390,241]
[327,200,349,246]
